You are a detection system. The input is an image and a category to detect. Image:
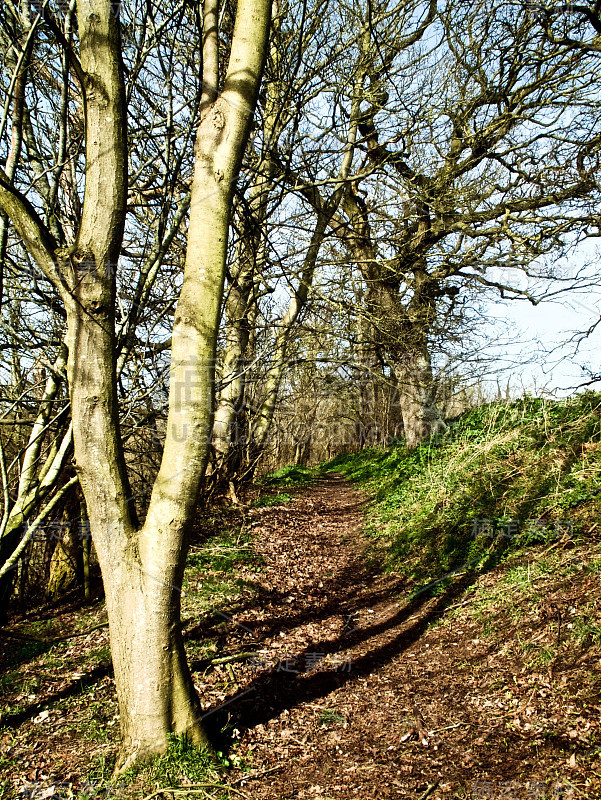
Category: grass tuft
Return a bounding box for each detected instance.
[148,734,223,787]
[260,465,315,487]
[250,492,292,508]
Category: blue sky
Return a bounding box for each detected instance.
[481,282,601,397]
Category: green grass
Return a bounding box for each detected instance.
[319,709,346,726]
[529,646,556,668]
[188,526,264,573]
[147,735,224,787]
[183,574,261,615]
[250,492,293,508]
[571,611,601,647]
[260,464,315,486]
[184,524,264,612]
[322,392,601,583]
[79,736,233,800]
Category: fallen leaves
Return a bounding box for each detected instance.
[2,475,601,800]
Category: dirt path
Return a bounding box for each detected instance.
[194,474,600,800]
[1,474,598,798]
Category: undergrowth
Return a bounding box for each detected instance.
[251,465,315,507]
[137,735,228,797]
[260,464,315,487]
[77,736,231,800]
[182,520,264,618]
[188,526,263,573]
[323,392,601,583]
[250,492,293,508]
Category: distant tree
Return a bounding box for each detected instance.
[325,0,601,446]
[208,0,436,483]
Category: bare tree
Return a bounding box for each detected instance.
[0,0,270,769]
[325,0,601,446]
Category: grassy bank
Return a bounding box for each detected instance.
[323,392,601,584]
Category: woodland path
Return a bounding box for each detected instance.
[1,474,597,798]
[203,473,594,800]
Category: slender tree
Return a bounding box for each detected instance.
[0,0,270,768]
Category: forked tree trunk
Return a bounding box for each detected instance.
[0,0,271,769]
[102,561,205,766]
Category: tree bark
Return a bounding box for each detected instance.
[210,231,257,489]
[102,563,205,768]
[0,0,271,769]
[339,194,446,449]
[46,508,79,600]
[396,345,446,449]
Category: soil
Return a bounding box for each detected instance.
[1,474,600,799]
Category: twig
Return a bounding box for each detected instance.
[0,621,108,643]
[539,535,571,558]
[189,784,250,799]
[190,545,253,553]
[445,598,472,612]
[140,784,250,800]
[416,781,439,800]
[209,652,257,666]
[427,722,467,734]
[562,777,587,797]
[230,765,284,785]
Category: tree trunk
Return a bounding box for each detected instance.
[0,347,71,616]
[80,495,92,601]
[396,346,446,449]
[339,195,446,449]
[47,509,80,600]
[211,259,254,490]
[104,567,206,770]
[0,0,271,768]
